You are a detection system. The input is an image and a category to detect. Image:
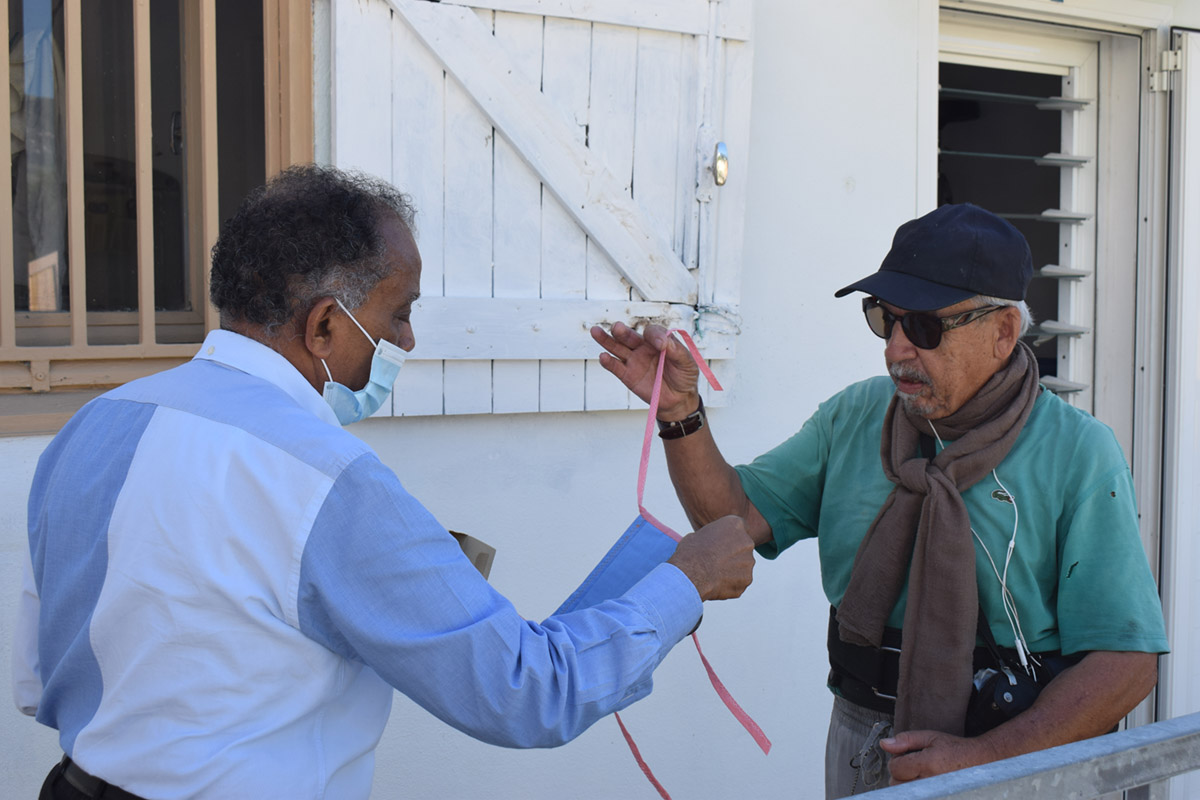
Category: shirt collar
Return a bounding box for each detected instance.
[193,329,341,427]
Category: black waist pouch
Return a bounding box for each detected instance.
[965,605,1085,736]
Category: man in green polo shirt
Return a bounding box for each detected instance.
[590,203,1167,797]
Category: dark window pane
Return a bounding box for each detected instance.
[216,1,264,228]
[150,0,185,313]
[81,0,137,330]
[938,63,1063,378]
[11,0,68,325]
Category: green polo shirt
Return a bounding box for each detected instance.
[737,376,1168,655]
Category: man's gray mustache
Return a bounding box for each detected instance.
[889,364,931,386]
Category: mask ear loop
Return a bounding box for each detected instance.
[335,297,379,346]
[322,298,378,388]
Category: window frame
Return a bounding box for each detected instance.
[0,0,313,436]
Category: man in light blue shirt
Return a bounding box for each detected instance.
[15,165,756,800]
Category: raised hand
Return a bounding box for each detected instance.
[590,323,701,421]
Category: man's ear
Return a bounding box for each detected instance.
[305,297,340,359]
[993,305,1022,361]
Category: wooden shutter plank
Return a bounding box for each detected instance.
[490,11,544,413]
[677,34,702,270]
[410,298,723,359]
[444,360,493,415]
[695,33,751,363]
[335,0,393,177]
[539,15,591,413]
[715,0,753,42]
[492,360,540,413]
[443,87,494,299]
[392,11,447,296]
[585,22,636,302]
[395,359,444,417]
[709,36,752,311]
[634,28,686,254]
[443,61,495,413]
[583,21,638,410]
[391,0,696,305]
[682,32,706,272]
[694,34,723,307]
[389,9,447,416]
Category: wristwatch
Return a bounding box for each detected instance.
[657,395,706,440]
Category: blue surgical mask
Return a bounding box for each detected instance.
[322,298,408,425]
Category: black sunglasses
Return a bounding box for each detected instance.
[861,297,1003,350]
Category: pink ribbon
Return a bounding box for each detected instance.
[620,329,771,799]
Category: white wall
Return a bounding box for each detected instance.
[0,435,60,792]
[10,0,1191,798]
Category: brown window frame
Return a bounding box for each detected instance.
[0,0,312,436]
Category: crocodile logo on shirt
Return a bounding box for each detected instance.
[991,488,1014,504]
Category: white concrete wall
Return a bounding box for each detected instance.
[4,1,1195,798]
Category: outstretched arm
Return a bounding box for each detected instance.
[591,323,773,546]
[881,650,1158,784]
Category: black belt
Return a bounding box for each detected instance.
[58,756,147,800]
[826,605,1009,714]
[826,605,1083,717]
[826,606,904,714]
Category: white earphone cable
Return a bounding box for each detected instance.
[927,421,1034,677]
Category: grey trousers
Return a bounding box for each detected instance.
[825,695,895,799]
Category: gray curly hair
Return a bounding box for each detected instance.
[210,164,417,335]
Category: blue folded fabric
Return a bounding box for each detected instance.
[555,515,678,615]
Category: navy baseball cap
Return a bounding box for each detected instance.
[834,203,1033,311]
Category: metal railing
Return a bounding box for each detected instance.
[841,711,1200,799]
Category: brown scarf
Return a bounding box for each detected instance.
[836,341,1040,735]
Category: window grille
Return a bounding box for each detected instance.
[0,0,302,434]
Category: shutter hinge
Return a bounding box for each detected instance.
[1152,49,1182,93]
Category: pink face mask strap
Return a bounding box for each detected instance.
[625,329,772,797]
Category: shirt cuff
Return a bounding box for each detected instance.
[621,562,704,647]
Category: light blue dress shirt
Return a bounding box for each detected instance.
[15,329,702,799]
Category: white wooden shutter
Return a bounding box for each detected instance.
[331,0,752,415]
